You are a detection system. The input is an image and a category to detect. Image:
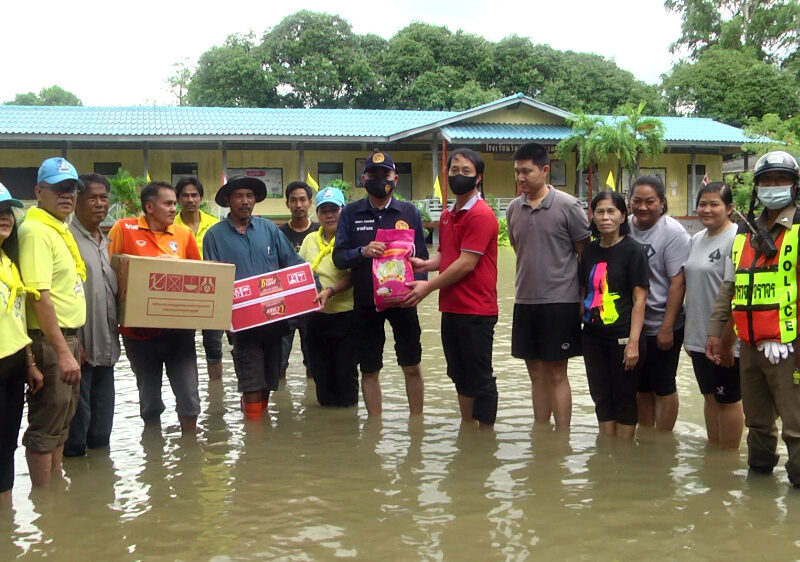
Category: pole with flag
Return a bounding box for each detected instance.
[606,170,615,191]
[305,172,320,192]
[433,175,443,204]
[701,173,710,187]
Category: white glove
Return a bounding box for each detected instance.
[757,341,794,365]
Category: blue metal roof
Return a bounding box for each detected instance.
[652,116,755,144]
[442,123,572,142]
[0,101,759,145]
[0,105,457,138]
[445,117,757,145]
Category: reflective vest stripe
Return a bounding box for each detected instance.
[731,225,799,344]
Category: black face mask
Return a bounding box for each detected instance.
[364,177,394,198]
[449,174,477,195]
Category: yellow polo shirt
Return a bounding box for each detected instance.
[0,250,31,357]
[299,232,353,314]
[174,210,218,258]
[18,217,86,329]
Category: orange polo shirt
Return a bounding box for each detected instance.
[108,216,201,259]
[108,216,201,338]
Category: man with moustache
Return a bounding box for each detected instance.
[332,152,428,416]
[203,176,304,419]
[64,173,120,457]
[173,176,223,383]
[18,157,86,486]
[108,181,202,434]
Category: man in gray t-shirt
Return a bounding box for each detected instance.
[506,143,590,429]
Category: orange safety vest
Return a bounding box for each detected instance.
[731,213,800,345]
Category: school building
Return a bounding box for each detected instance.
[0,93,756,219]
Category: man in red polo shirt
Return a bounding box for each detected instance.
[403,148,499,427]
[108,181,202,433]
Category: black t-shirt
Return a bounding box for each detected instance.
[279,221,320,252]
[578,236,650,341]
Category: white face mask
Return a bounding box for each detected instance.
[758,185,794,210]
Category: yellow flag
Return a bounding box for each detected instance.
[433,176,443,203]
[146,171,151,182]
[306,172,320,192]
[606,170,615,191]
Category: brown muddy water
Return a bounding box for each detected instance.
[3,247,800,560]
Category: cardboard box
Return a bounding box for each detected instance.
[112,254,235,330]
[231,263,320,332]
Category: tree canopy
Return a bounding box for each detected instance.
[661,46,799,126]
[665,0,800,64]
[185,13,663,113]
[4,85,82,106]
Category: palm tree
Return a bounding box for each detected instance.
[555,112,606,206]
[615,102,666,184]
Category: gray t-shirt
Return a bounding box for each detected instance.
[506,187,590,304]
[684,223,738,353]
[628,214,691,336]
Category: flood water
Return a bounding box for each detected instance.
[4,246,800,560]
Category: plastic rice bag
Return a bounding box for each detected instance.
[372,228,415,311]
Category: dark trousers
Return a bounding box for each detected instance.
[64,363,115,456]
[0,349,25,493]
[202,329,224,365]
[306,311,359,407]
[281,316,309,371]
[123,330,200,420]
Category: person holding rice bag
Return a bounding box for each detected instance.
[333,152,429,416]
[403,149,499,428]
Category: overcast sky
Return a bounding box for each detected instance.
[2,0,683,106]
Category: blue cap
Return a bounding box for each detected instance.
[363,152,395,172]
[0,182,23,208]
[316,187,345,208]
[37,157,80,185]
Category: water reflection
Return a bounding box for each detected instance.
[3,247,800,559]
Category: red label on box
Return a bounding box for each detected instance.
[231,286,320,331]
[233,263,315,305]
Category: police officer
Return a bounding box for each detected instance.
[332,152,429,416]
[707,150,800,486]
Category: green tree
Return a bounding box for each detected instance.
[167,60,192,106]
[743,112,800,152]
[665,0,800,64]
[4,85,82,106]
[108,168,146,218]
[611,102,666,179]
[488,40,664,114]
[260,11,377,108]
[555,113,606,202]
[661,46,800,126]
[187,33,279,107]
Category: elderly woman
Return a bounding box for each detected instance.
[0,184,43,502]
[299,187,357,407]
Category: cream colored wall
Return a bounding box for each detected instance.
[481,152,579,199]
[65,149,144,178]
[0,146,723,217]
[594,153,722,216]
[465,105,565,125]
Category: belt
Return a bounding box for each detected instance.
[28,328,78,337]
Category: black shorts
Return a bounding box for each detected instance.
[582,336,643,426]
[638,328,684,396]
[356,307,422,374]
[441,313,498,425]
[511,303,582,362]
[231,321,288,393]
[689,351,741,404]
